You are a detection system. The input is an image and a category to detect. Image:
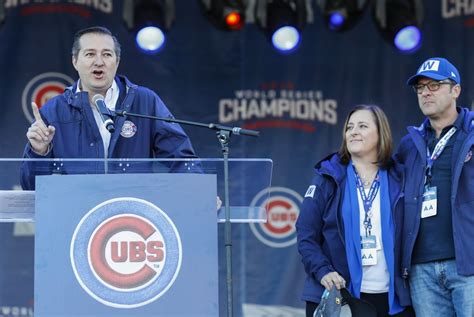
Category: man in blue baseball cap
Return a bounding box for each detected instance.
[406,57,461,85]
[396,57,474,317]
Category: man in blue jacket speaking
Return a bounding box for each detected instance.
[396,57,474,317]
[21,26,198,190]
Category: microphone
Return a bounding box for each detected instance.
[231,127,260,137]
[92,94,115,133]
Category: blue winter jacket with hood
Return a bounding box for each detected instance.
[296,153,410,306]
[396,107,474,279]
[21,75,198,190]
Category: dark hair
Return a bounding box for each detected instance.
[71,26,121,61]
[338,105,393,168]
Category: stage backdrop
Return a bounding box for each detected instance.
[0,1,473,316]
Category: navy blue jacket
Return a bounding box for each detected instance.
[296,153,410,306]
[396,107,474,278]
[21,75,198,190]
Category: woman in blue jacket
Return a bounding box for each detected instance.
[296,105,413,317]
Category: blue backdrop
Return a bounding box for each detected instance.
[0,1,473,316]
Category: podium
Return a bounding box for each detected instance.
[0,158,272,317]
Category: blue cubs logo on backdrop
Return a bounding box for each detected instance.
[22,72,74,122]
[70,197,182,308]
[249,187,302,248]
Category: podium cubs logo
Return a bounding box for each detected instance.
[70,197,182,308]
[249,187,302,248]
[22,72,74,122]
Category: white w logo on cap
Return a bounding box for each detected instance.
[418,60,440,73]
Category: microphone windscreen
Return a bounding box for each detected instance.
[92,94,105,104]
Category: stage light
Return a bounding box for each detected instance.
[225,11,243,29]
[394,25,421,51]
[329,12,345,29]
[316,0,369,31]
[200,0,246,31]
[373,0,423,53]
[136,26,165,52]
[123,0,175,54]
[255,0,308,53]
[271,26,300,51]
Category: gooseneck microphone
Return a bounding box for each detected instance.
[92,94,115,133]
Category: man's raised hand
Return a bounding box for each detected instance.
[26,102,55,155]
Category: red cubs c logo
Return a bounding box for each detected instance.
[22,72,74,123]
[264,200,298,234]
[249,187,302,248]
[89,215,166,290]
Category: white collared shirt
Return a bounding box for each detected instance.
[358,188,390,293]
[76,80,120,157]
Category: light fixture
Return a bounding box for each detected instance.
[200,0,246,30]
[255,0,308,53]
[316,0,369,31]
[123,0,175,54]
[373,0,423,53]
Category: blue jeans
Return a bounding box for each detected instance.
[409,259,474,317]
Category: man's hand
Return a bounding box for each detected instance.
[26,102,55,155]
[321,271,346,290]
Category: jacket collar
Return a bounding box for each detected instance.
[314,153,347,184]
[64,75,137,109]
[462,107,474,132]
[314,153,403,187]
[413,107,473,135]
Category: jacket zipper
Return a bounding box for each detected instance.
[403,128,427,281]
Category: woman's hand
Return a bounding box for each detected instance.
[320,271,346,290]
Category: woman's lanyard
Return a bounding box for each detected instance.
[353,166,380,237]
[425,127,457,187]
